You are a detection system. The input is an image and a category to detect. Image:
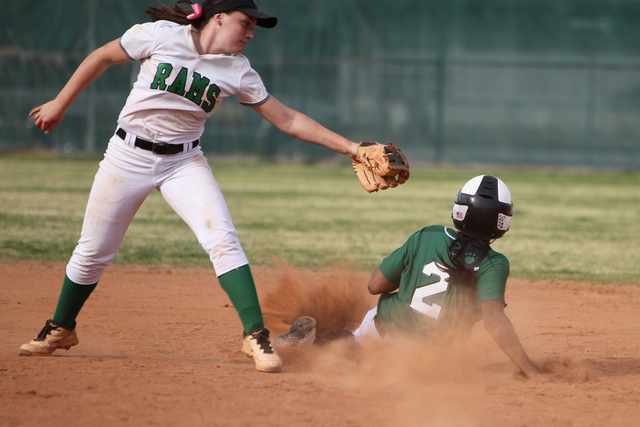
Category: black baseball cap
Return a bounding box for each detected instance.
[204,0,278,28]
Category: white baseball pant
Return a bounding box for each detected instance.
[353,306,384,343]
[66,131,248,284]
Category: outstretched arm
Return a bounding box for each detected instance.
[481,300,557,382]
[251,96,359,158]
[30,39,131,133]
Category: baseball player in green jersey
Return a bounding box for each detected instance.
[19,0,382,373]
[276,175,558,382]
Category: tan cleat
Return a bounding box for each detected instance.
[273,316,317,348]
[19,319,79,356]
[242,328,282,373]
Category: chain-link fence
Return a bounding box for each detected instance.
[2,0,639,168]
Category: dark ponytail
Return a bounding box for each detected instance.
[145,0,217,30]
[437,233,491,290]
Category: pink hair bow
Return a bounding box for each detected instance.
[187,3,203,20]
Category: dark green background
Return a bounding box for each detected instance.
[2,0,639,168]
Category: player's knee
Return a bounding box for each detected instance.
[198,229,247,272]
[67,251,111,284]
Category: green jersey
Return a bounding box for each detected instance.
[376,226,509,339]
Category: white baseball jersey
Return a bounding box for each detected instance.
[118,20,269,144]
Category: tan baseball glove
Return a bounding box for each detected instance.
[352,142,410,193]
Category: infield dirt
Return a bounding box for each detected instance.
[2,260,639,426]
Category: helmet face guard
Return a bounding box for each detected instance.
[452,175,513,240]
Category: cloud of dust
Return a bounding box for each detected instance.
[536,354,597,384]
[261,260,376,336]
[261,263,597,425]
[262,261,485,385]
[312,334,482,388]
[311,335,486,427]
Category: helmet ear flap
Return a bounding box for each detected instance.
[496,212,512,233]
[452,175,513,239]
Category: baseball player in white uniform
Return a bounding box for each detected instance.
[20,0,363,373]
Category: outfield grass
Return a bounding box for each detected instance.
[0,154,638,284]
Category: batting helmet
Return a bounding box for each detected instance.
[451,175,513,239]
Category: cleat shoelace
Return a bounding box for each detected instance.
[34,322,57,342]
[253,330,274,354]
[33,320,75,341]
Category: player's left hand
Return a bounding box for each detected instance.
[352,142,410,193]
[30,99,66,134]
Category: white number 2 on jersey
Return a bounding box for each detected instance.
[409,262,449,319]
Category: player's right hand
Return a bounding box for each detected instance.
[30,99,66,134]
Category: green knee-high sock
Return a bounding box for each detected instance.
[52,275,97,329]
[217,265,264,335]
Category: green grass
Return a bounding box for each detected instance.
[1,154,639,284]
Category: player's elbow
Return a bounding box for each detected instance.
[367,277,384,295]
[482,314,501,335]
[276,112,301,137]
[367,267,397,295]
[481,301,502,327]
[367,281,382,295]
[482,309,512,338]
